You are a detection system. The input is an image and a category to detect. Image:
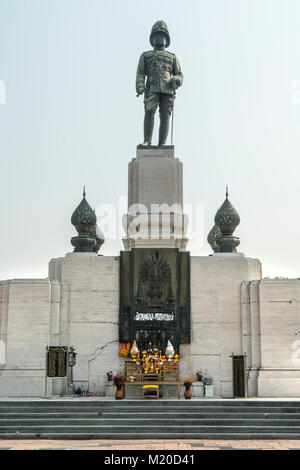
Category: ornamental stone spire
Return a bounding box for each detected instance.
[90,210,105,254]
[71,188,97,252]
[214,186,240,253]
[207,223,222,253]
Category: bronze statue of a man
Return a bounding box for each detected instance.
[136,21,183,146]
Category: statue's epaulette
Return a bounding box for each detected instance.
[142,50,176,58]
[143,50,155,58]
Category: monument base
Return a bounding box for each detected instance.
[192,382,204,397]
[122,145,188,251]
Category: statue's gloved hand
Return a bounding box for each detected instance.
[137,86,146,96]
[167,77,177,91]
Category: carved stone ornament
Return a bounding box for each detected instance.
[214,187,240,253]
[207,223,222,253]
[71,188,96,252]
[90,218,105,253]
[214,188,240,236]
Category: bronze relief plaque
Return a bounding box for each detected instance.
[46,346,68,378]
[119,248,190,352]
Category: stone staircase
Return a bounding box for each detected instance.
[1,400,300,439]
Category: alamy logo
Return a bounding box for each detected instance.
[0,80,6,104]
[95,197,205,248]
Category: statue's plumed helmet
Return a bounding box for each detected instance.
[150,20,170,48]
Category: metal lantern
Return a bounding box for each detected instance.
[67,346,77,395]
[68,345,77,367]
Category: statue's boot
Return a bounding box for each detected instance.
[143,111,155,145]
[158,114,170,145]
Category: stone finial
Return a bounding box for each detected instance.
[71,188,97,252]
[207,223,221,253]
[214,187,240,253]
[90,211,105,254]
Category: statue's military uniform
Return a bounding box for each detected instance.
[136,50,183,95]
[136,21,183,145]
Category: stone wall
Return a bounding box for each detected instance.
[243,279,300,397]
[49,253,123,394]
[2,252,300,398]
[181,253,262,397]
[0,279,55,396]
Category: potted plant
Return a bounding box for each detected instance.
[196,370,203,381]
[113,375,124,400]
[106,370,113,382]
[183,379,193,399]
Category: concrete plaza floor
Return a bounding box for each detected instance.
[0,439,300,450]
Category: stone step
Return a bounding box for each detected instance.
[2,412,300,419]
[1,424,300,434]
[1,400,300,407]
[98,406,300,413]
[2,432,300,440]
[1,402,300,408]
[1,418,300,426]
[0,401,300,439]
[100,411,300,418]
[1,406,300,415]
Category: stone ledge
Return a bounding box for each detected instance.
[137,144,174,149]
[136,146,175,158]
[65,252,98,258]
[0,279,50,284]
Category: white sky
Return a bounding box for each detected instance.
[0,0,300,279]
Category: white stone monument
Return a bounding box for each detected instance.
[1,145,300,399]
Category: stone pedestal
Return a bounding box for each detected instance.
[46,377,68,396]
[204,385,214,397]
[104,381,114,397]
[192,381,204,397]
[123,146,188,250]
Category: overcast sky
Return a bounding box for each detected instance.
[1,0,300,280]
